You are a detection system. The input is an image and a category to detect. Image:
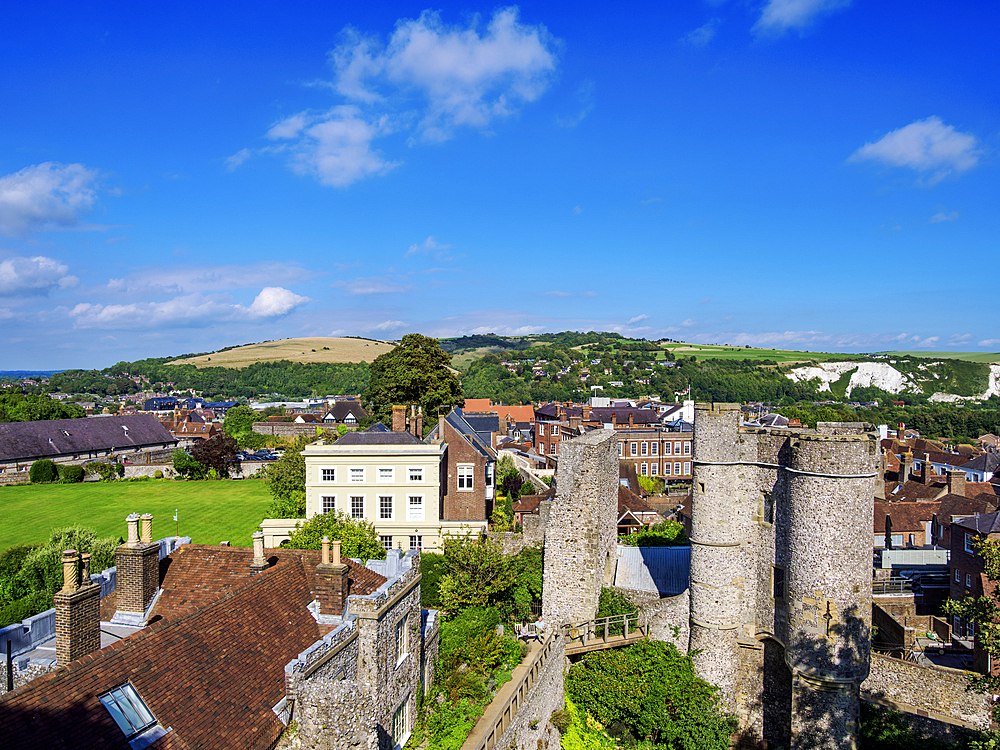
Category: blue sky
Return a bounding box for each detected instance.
[1,1,997,369]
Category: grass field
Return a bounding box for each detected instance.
[656,343,860,364]
[167,337,395,368]
[0,479,273,553]
[883,351,1000,363]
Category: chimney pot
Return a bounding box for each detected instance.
[140,513,153,543]
[332,539,342,566]
[80,552,92,581]
[126,513,141,545]
[251,531,266,571]
[322,536,330,565]
[62,550,79,592]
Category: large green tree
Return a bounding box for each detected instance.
[283,510,385,562]
[363,333,464,425]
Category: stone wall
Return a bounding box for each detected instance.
[861,652,992,730]
[0,471,29,486]
[616,587,690,651]
[253,422,333,438]
[494,635,567,750]
[542,429,618,626]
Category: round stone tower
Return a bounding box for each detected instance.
[784,426,876,750]
[690,402,746,706]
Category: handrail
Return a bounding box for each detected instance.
[562,612,647,647]
[462,634,556,750]
[872,580,913,596]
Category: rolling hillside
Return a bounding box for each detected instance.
[167,337,395,368]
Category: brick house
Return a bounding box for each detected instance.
[0,515,437,750]
[948,512,1000,674]
[426,407,497,522]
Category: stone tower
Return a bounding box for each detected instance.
[542,428,618,625]
[690,403,877,750]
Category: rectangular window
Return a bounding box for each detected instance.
[664,463,672,476]
[956,568,961,582]
[651,442,658,456]
[640,463,648,476]
[395,615,409,665]
[538,424,544,436]
[391,699,408,746]
[552,442,558,455]
[408,467,424,483]
[640,442,648,456]
[378,467,394,483]
[380,535,394,551]
[773,566,785,601]
[351,495,365,519]
[665,442,673,455]
[322,496,336,514]
[684,442,691,455]
[458,464,474,490]
[539,443,545,455]
[684,462,691,475]
[409,535,422,551]
[551,425,559,436]
[379,495,394,520]
[99,684,156,740]
[630,442,638,456]
[408,495,423,521]
[967,573,972,588]
[349,467,365,483]
[966,534,976,553]
[674,462,681,475]
[651,463,658,476]
[618,442,624,456]
[321,468,336,482]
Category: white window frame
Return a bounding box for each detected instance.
[395,615,409,667]
[684,441,691,455]
[640,442,648,456]
[377,466,394,484]
[349,467,365,484]
[457,464,474,491]
[391,698,409,748]
[552,442,558,455]
[380,535,394,552]
[618,442,624,456]
[630,442,638,456]
[322,495,336,514]
[539,443,545,455]
[674,462,681,475]
[408,494,424,521]
[640,463,648,476]
[538,424,544,436]
[409,535,422,551]
[407,466,424,483]
[379,494,394,520]
[664,463,672,476]
[966,534,976,553]
[651,442,658,456]
[651,463,658,476]
[967,573,973,588]
[350,495,365,519]
[551,425,559,436]
[684,462,691,475]
[321,467,336,483]
[955,568,961,582]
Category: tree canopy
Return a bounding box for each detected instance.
[283,510,385,563]
[0,393,84,422]
[363,333,464,425]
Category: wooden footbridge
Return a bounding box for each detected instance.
[562,612,647,655]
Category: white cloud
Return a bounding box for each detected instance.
[544,290,570,297]
[979,339,1000,348]
[106,262,314,296]
[929,210,959,224]
[573,205,582,215]
[948,333,972,346]
[849,117,980,182]
[682,18,720,46]
[640,197,661,205]
[69,285,310,329]
[247,287,311,318]
[225,148,254,171]
[753,0,852,35]
[628,314,649,324]
[373,319,406,331]
[245,8,557,187]
[0,255,78,296]
[0,163,100,236]
[334,276,412,295]
[681,319,696,327]
[406,235,453,257]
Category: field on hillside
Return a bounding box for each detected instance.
[0,480,272,553]
[884,351,1000,363]
[167,337,395,368]
[657,343,859,364]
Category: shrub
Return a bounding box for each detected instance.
[153,469,163,479]
[596,588,637,636]
[420,552,446,609]
[440,607,501,661]
[0,590,52,629]
[283,510,385,563]
[29,459,59,484]
[84,461,117,482]
[115,463,124,477]
[59,465,85,483]
[618,520,687,547]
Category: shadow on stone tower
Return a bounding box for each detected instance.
[690,403,877,750]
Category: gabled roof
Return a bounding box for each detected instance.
[618,485,656,515]
[589,407,660,425]
[0,415,176,463]
[961,453,1000,474]
[426,408,496,459]
[461,413,501,435]
[954,512,1000,535]
[326,401,370,422]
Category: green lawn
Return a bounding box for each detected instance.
[883,351,1000,363]
[0,479,272,553]
[658,343,859,363]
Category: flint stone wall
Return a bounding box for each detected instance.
[495,636,567,750]
[862,652,991,730]
[542,430,618,625]
[616,587,690,651]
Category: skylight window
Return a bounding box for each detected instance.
[100,683,156,739]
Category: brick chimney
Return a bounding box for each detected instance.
[875,450,886,500]
[628,411,634,427]
[415,406,423,438]
[582,405,592,421]
[899,452,913,483]
[250,531,268,573]
[114,513,160,619]
[439,413,446,440]
[921,453,933,484]
[392,405,406,432]
[315,537,350,616]
[947,468,966,497]
[898,422,906,442]
[54,549,100,665]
